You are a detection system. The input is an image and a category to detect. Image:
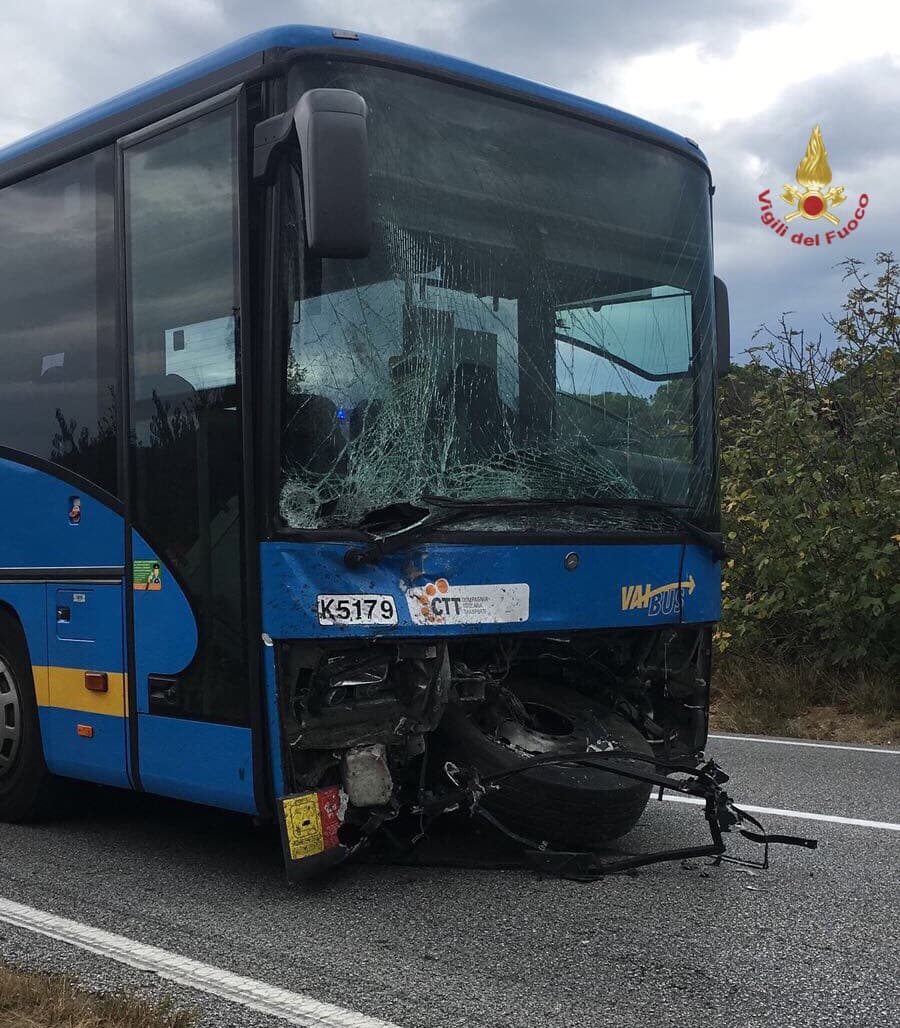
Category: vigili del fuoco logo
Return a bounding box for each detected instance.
[758,125,868,247]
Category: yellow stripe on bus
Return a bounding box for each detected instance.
[31,665,50,707]
[31,667,128,718]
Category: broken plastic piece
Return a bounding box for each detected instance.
[341,744,394,807]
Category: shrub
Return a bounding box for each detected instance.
[718,252,900,670]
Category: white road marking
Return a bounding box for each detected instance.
[660,794,900,831]
[0,897,402,1028]
[708,733,899,756]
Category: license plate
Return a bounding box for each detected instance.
[317,594,398,626]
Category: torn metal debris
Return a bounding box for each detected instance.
[420,750,817,880]
[278,741,817,882]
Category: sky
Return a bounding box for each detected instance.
[2,0,897,358]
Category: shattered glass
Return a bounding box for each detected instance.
[280,60,716,533]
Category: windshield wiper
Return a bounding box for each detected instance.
[344,495,724,568]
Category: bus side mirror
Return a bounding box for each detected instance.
[294,88,370,259]
[714,276,730,376]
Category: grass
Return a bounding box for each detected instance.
[0,964,194,1028]
[711,655,900,744]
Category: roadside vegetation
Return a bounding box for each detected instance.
[0,964,193,1028]
[713,252,899,742]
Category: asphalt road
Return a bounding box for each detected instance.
[0,733,898,1028]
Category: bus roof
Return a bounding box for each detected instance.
[0,24,707,179]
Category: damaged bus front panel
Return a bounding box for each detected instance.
[264,544,720,873]
[261,55,723,876]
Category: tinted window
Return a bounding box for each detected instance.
[0,151,117,493]
[125,105,247,724]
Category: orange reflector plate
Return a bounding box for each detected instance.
[84,672,108,693]
[76,724,94,738]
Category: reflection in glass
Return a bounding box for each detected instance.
[0,151,117,493]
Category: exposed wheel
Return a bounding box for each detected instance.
[0,616,53,822]
[432,678,653,848]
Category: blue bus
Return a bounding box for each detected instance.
[0,25,729,876]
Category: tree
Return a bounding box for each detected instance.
[719,252,900,670]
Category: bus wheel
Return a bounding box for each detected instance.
[0,616,53,822]
[432,678,653,849]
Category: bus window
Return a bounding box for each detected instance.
[0,150,118,494]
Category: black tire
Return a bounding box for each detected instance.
[432,679,653,848]
[0,612,53,822]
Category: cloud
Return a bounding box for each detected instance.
[600,0,900,132]
[445,0,779,93]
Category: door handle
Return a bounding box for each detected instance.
[56,606,71,623]
[148,674,180,711]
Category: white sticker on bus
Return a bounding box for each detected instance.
[406,579,529,625]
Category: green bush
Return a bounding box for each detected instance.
[718,252,900,671]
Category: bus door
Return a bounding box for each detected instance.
[120,91,258,813]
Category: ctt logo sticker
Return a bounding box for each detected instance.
[406,578,529,626]
[621,575,695,617]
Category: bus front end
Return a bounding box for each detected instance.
[260,56,724,875]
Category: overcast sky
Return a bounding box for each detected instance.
[3,0,897,357]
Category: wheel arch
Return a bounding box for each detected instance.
[0,600,54,818]
[0,600,45,734]
[0,602,32,662]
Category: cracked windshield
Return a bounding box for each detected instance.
[280,61,715,533]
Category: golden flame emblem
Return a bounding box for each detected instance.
[781,126,847,225]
